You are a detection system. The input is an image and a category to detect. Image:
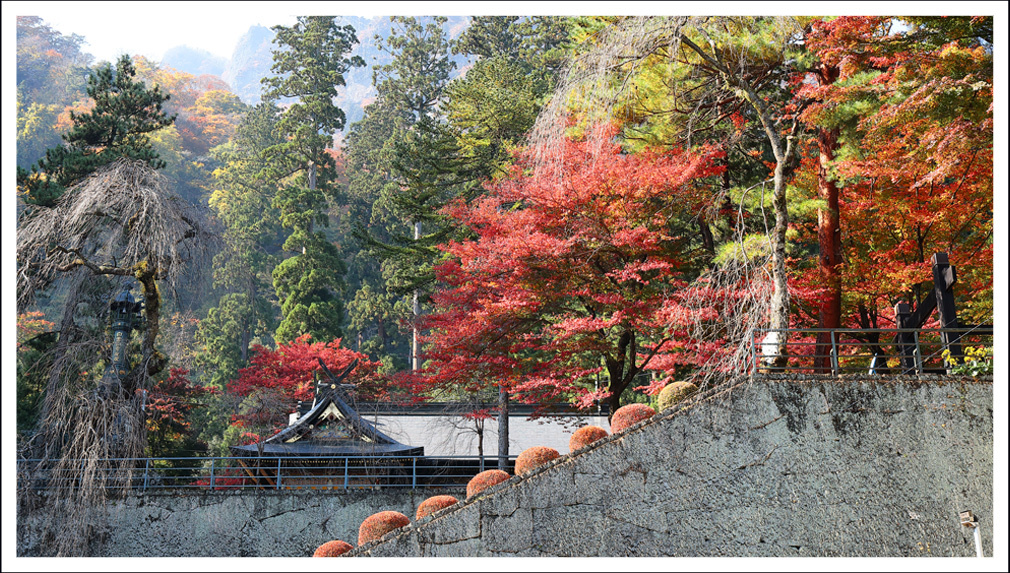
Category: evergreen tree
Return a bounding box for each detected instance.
[261,16,364,344]
[343,17,456,369]
[17,55,175,206]
[195,102,287,388]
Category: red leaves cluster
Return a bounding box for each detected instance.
[609,403,656,434]
[416,125,726,411]
[16,311,54,351]
[466,469,511,498]
[569,425,609,452]
[358,511,410,546]
[415,495,459,520]
[313,539,353,557]
[794,17,992,327]
[144,368,219,441]
[514,446,561,476]
[226,335,383,434]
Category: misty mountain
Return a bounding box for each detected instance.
[162,45,227,77]
[168,16,472,131]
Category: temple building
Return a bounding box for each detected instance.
[229,360,424,489]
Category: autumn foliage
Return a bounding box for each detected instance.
[313,539,353,557]
[358,511,410,546]
[417,125,728,416]
[466,469,511,498]
[569,425,609,452]
[793,17,993,330]
[657,381,697,412]
[144,368,219,451]
[226,335,382,440]
[515,446,561,476]
[416,495,459,520]
[610,403,656,434]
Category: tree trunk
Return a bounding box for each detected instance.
[135,258,165,380]
[604,329,637,422]
[678,33,795,363]
[306,161,317,240]
[412,221,422,371]
[497,387,509,470]
[814,125,842,372]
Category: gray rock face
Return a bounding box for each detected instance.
[17,377,993,557]
[353,378,993,557]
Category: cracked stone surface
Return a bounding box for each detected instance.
[18,378,993,557]
[352,378,992,558]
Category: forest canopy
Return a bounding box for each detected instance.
[16,15,993,493]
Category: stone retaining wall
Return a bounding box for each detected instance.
[18,488,464,557]
[351,378,993,557]
[17,377,993,557]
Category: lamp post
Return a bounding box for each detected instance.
[106,289,144,381]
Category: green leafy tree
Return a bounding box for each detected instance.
[261,16,364,344]
[17,55,175,206]
[15,16,92,170]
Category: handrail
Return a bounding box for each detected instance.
[751,326,994,376]
[16,454,518,494]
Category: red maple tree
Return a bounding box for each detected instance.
[226,335,384,440]
[414,125,731,416]
[793,17,993,336]
[143,368,219,456]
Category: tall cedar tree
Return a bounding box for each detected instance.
[261,17,364,344]
[416,126,727,417]
[195,102,288,390]
[17,55,175,206]
[345,17,456,370]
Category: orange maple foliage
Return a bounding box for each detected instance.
[415,125,735,415]
[794,17,993,329]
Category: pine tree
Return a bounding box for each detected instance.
[17,55,175,206]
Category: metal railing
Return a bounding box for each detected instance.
[751,326,994,376]
[17,454,517,494]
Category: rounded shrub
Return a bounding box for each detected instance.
[357,510,410,546]
[313,539,352,557]
[610,403,656,434]
[416,494,459,520]
[657,381,698,412]
[515,446,561,476]
[569,425,609,452]
[466,469,511,498]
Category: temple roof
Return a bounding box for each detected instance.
[230,359,424,458]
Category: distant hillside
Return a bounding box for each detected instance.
[221,24,275,105]
[162,46,227,77]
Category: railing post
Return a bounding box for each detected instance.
[143,458,149,492]
[752,331,759,374]
[830,330,840,375]
[210,459,215,490]
[344,458,349,489]
[913,330,924,375]
[412,456,417,489]
[276,458,282,490]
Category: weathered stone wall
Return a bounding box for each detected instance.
[18,488,464,557]
[17,377,993,557]
[352,378,993,557]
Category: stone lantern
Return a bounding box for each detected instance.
[106,289,143,380]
